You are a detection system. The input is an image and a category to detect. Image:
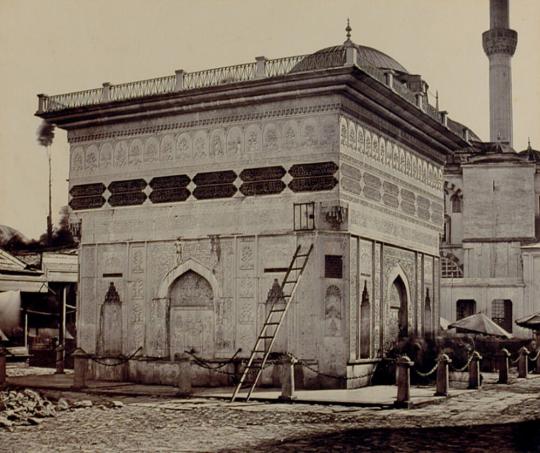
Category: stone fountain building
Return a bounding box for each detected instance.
[36,29,473,388]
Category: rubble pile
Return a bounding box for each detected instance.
[0,389,126,430]
[0,389,57,429]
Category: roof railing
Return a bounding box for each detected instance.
[36,51,453,132]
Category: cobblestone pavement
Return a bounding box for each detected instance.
[1,377,539,452]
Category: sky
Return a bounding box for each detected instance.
[0,0,539,240]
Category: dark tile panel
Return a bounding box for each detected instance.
[69,183,106,197]
[193,170,237,186]
[193,184,237,200]
[149,175,190,190]
[108,179,147,194]
[240,166,286,182]
[150,188,191,204]
[108,192,147,207]
[240,180,285,196]
[288,176,338,193]
[69,196,106,210]
[289,162,338,178]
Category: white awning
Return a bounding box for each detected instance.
[0,290,21,331]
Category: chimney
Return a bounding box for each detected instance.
[482,0,518,146]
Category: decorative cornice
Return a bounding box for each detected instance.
[68,103,342,144]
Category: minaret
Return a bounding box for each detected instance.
[482,0,518,145]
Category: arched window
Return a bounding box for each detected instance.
[451,193,462,213]
[492,299,512,333]
[441,253,463,278]
[360,281,370,358]
[442,215,451,244]
[389,276,408,338]
[456,299,476,320]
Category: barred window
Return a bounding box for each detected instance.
[441,254,463,278]
[492,299,512,333]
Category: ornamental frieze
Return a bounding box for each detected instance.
[339,116,443,192]
[69,114,338,177]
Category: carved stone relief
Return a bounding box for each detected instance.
[160,134,175,161]
[129,138,144,166]
[324,285,342,337]
[142,137,157,163]
[99,143,113,169]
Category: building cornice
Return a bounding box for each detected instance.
[37,66,469,160]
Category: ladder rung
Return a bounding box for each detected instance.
[296,254,310,258]
[271,309,285,313]
[265,322,280,326]
[259,335,274,339]
[290,267,303,270]
[283,280,297,284]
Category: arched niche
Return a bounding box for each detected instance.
[157,259,219,358]
[386,265,412,345]
[157,258,220,301]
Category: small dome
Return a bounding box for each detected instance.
[290,43,408,74]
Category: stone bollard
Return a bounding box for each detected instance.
[434,354,452,396]
[55,345,65,375]
[497,348,511,384]
[72,348,89,390]
[278,354,298,402]
[175,353,192,397]
[394,355,414,408]
[517,347,530,379]
[0,348,6,389]
[468,351,482,389]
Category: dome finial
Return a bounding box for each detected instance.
[528,137,532,150]
[345,18,352,40]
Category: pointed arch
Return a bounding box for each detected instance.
[386,265,412,339]
[156,258,220,300]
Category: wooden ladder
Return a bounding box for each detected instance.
[230,244,313,402]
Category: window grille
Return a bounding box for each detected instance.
[294,202,315,231]
[441,255,463,278]
[492,299,512,332]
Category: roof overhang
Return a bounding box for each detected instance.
[37,66,469,165]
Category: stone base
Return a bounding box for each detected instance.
[84,356,373,390]
[346,360,380,389]
[393,400,412,409]
[277,395,297,402]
